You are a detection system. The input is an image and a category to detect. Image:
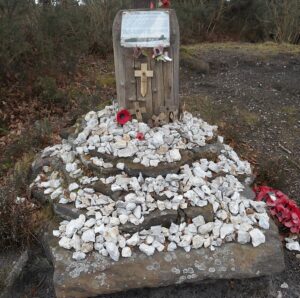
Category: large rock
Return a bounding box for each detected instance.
[44,220,284,298]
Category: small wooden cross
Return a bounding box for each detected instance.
[134,63,153,97]
[129,101,147,122]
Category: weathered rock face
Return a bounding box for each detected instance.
[44,220,284,298]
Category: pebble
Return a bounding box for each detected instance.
[286,241,300,252]
[122,247,132,258]
[105,242,120,261]
[250,229,266,247]
[139,243,155,256]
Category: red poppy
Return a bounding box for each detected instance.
[159,0,170,8]
[136,132,145,141]
[116,109,131,125]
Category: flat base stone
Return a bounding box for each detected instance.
[44,221,284,298]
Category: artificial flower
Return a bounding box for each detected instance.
[159,0,170,8]
[116,109,131,125]
[136,132,145,140]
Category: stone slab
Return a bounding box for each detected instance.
[45,220,284,298]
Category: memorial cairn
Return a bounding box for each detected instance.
[30,5,284,298]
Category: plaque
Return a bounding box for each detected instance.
[121,11,170,48]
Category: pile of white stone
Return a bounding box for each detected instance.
[42,105,217,167]
[31,106,270,262]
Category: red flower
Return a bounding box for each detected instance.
[159,0,170,8]
[116,109,131,125]
[136,132,145,141]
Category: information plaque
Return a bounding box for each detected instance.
[121,11,170,48]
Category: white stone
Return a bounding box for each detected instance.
[121,247,132,258]
[72,251,86,261]
[81,229,95,243]
[59,237,72,250]
[286,241,300,252]
[192,215,205,227]
[216,210,228,221]
[198,222,214,235]
[119,214,128,225]
[151,132,164,148]
[53,230,60,237]
[220,223,234,239]
[85,218,96,228]
[116,163,125,170]
[167,242,177,252]
[126,233,140,246]
[105,242,120,261]
[256,213,270,230]
[250,228,266,247]
[169,149,181,162]
[139,243,155,256]
[237,230,250,244]
[192,235,204,249]
[133,206,142,219]
[229,201,239,215]
[65,214,86,238]
[250,201,266,213]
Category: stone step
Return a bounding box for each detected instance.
[43,220,284,298]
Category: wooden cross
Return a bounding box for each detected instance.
[129,101,147,122]
[134,63,153,97]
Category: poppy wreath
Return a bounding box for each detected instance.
[254,186,300,234]
[116,109,132,125]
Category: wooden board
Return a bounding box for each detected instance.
[113,9,180,123]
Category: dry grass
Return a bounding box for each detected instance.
[182,42,300,57]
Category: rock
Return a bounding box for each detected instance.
[237,230,250,244]
[192,235,204,249]
[286,241,300,252]
[139,244,155,256]
[183,205,214,223]
[121,247,132,258]
[126,233,140,246]
[46,220,284,298]
[72,252,86,261]
[118,144,138,158]
[250,201,266,213]
[105,242,120,262]
[65,215,86,238]
[58,237,72,250]
[151,132,164,148]
[81,229,95,243]
[250,229,266,247]
[169,149,181,162]
[192,215,205,227]
[116,163,125,170]
[167,242,177,252]
[198,223,214,235]
[220,224,234,239]
[120,209,178,234]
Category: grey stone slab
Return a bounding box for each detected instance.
[44,220,284,298]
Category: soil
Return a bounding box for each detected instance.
[3,43,300,298]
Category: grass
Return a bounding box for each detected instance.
[181,42,300,56]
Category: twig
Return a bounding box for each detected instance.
[279,143,292,155]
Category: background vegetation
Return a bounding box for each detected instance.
[0,0,299,88]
